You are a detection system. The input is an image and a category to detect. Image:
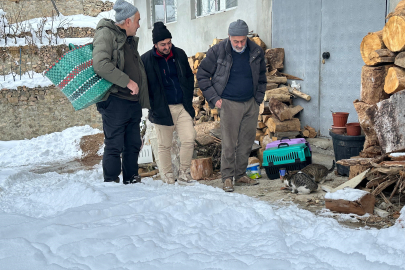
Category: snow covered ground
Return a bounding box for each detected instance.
[0,126,405,270]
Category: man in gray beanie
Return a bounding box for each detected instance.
[197,19,267,192]
[92,0,150,185]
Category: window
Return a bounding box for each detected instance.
[151,0,177,24]
[196,0,237,17]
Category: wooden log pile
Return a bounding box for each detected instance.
[355,0,405,159]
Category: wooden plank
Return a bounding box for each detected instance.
[332,169,370,192]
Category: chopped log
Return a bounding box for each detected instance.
[264,87,291,102]
[289,105,304,117]
[196,88,204,97]
[367,49,397,66]
[188,56,195,71]
[384,66,405,94]
[395,51,405,69]
[248,157,261,165]
[325,192,375,215]
[273,131,300,139]
[257,121,266,129]
[193,59,200,70]
[303,125,317,138]
[211,108,218,115]
[193,96,204,105]
[265,48,284,70]
[374,90,405,153]
[386,0,405,19]
[267,76,288,84]
[289,87,311,101]
[194,75,199,88]
[337,158,374,166]
[268,69,280,76]
[265,117,300,133]
[260,135,272,149]
[250,37,266,51]
[264,128,271,136]
[266,83,279,90]
[389,152,405,161]
[353,100,379,149]
[269,98,292,121]
[360,66,391,104]
[360,31,386,65]
[302,130,310,137]
[258,114,263,121]
[140,169,159,177]
[195,52,206,60]
[383,16,405,52]
[349,165,372,179]
[259,102,271,115]
[255,129,264,141]
[280,72,303,81]
[211,38,223,47]
[190,157,213,180]
[262,115,272,123]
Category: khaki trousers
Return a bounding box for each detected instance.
[220,98,259,181]
[155,104,196,175]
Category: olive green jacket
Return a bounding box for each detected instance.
[93,19,150,109]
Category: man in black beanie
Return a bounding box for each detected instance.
[141,22,196,185]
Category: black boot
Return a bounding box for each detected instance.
[123,175,141,185]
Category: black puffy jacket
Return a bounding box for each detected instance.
[197,38,267,108]
[141,45,195,126]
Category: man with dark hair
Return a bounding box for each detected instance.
[141,22,196,185]
[93,0,150,184]
[197,19,267,192]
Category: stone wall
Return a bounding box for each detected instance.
[0,85,102,140]
[0,0,113,22]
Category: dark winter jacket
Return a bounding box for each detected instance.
[92,19,150,109]
[141,45,195,126]
[196,38,267,108]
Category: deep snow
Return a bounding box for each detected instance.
[0,126,405,270]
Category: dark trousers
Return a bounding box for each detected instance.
[96,95,142,183]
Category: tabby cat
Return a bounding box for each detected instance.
[301,160,335,183]
[284,171,318,194]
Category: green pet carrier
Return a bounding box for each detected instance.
[262,143,312,179]
[44,43,113,111]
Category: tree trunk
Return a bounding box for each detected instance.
[360,31,386,65]
[353,100,379,149]
[265,48,284,70]
[383,16,405,52]
[384,66,405,94]
[367,49,396,66]
[361,65,391,104]
[190,157,213,180]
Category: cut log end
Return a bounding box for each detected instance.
[384,67,405,94]
[383,16,405,52]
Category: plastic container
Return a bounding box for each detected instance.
[266,137,311,151]
[331,125,346,135]
[346,122,361,136]
[332,112,349,127]
[246,163,261,179]
[329,130,365,176]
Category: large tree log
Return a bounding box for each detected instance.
[265,48,284,70]
[264,87,291,102]
[325,192,375,215]
[360,31,386,65]
[353,100,379,149]
[367,49,397,66]
[374,90,405,153]
[383,16,405,52]
[265,117,300,133]
[361,65,391,104]
[384,66,405,94]
[394,51,405,68]
[190,157,213,180]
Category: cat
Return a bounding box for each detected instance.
[300,160,335,183]
[283,170,318,194]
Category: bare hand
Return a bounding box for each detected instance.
[215,99,222,109]
[127,79,139,95]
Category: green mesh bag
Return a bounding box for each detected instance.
[44,43,113,111]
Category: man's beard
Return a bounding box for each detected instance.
[157,47,171,56]
[231,44,246,53]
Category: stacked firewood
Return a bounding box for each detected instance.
[338,0,405,206]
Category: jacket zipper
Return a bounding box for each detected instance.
[165,58,181,104]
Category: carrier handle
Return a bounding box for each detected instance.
[280,137,291,141]
[69,43,76,50]
[278,142,290,148]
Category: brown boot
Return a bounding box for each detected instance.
[235,175,259,186]
[223,178,234,192]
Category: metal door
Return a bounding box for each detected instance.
[272,0,387,136]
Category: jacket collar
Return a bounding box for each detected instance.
[152,44,176,59]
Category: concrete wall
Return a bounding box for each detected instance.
[134,0,272,57]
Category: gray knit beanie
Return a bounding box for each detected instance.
[228,19,249,36]
[114,0,138,22]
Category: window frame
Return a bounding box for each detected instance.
[150,0,177,25]
[195,0,237,18]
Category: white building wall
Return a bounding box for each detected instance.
[133,0,272,57]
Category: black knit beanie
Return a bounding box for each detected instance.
[152,22,172,44]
